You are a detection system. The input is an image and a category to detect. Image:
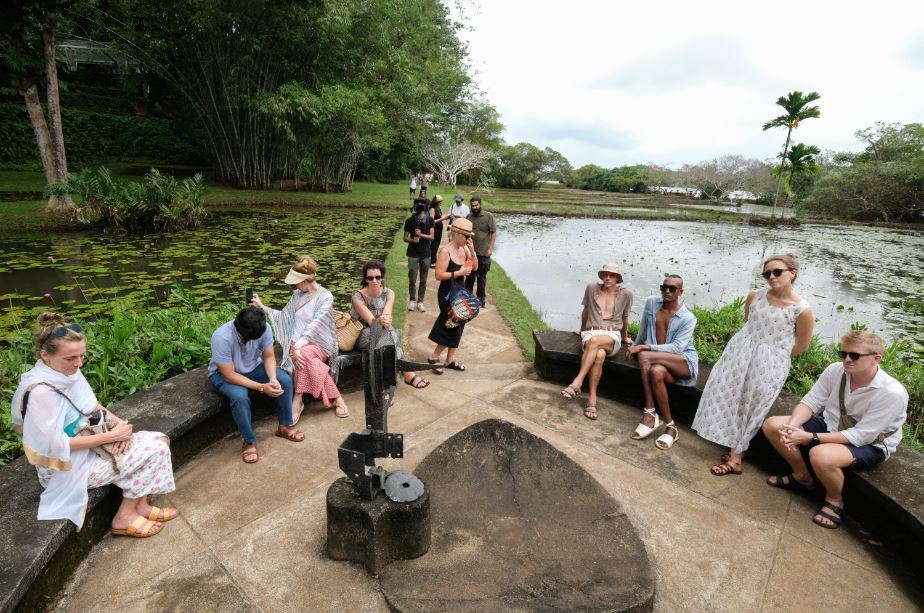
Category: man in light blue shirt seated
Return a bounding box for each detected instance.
[762,330,908,530]
[626,275,699,451]
[208,307,302,464]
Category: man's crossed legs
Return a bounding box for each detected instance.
[561,332,619,420]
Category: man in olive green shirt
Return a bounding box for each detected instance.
[465,196,496,306]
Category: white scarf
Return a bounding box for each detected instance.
[265,287,339,372]
[12,361,100,528]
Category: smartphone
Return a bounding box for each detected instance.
[245,287,254,305]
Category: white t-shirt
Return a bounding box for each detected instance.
[449,203,470,222]
[800,362,908,458]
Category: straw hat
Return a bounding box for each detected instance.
[597,263,623,281]
[449,218,474,237]
[433,195,443,203]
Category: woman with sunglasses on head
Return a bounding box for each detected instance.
[11,313,178,538]
[251,255,348,421]
[692,253,813,476]
[351,259,430,389]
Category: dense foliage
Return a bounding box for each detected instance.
[571,164,649,193]
[65,166,206,231]
[89,0,472,191]
[0,101,204,169]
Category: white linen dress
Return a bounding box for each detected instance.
[692,289,810,453]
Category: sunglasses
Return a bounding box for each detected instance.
[659,285,680,293]
[40,323,84,349]
[761,268,791,279]
[601,272,619,278]
[838,350,878,361]
[365,275,383,281]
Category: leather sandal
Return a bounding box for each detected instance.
[146,506,179,522]
[655,421,678,450]
[275,425,305,442]
[111,516,163,538]
[631,408,662,440]
[242,443,259,463]
[427,358,444,375]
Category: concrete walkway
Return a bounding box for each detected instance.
[54,269,921,612]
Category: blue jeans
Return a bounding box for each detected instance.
[209,364,294,444]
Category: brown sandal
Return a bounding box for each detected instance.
[275,425,305,442]
[711,461,742,476]
[242,443,259,463]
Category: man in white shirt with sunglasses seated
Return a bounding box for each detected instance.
[762,330,908,530]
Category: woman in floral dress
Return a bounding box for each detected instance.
[692,254,814,475]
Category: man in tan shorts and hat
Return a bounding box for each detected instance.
[560,263,634,420]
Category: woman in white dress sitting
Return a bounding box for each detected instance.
[12,313,178,538]
[692,254,814,476]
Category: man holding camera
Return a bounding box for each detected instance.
[465,196,496,307]
[404,197,435,312]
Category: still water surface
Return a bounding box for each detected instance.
[493,216,923,345]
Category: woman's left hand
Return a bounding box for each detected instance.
[251,293,265,310]
[112,438,132,455]
[289,342,307,369]
[379,313,393,329]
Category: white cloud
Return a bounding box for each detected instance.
[455,0,924,168]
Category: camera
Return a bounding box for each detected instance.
[412,199,428,214]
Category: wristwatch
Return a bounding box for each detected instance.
[811,432,820,446]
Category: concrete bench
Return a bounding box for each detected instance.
[533,330,924,580]
[0,351,367,613]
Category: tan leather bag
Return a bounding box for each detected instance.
[333,310,363,352]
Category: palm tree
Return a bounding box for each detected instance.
[782,143,820,200]
[762,91,821,217]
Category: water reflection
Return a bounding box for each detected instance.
[493,216,924,344]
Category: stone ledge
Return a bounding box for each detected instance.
[534,329,924,580]
[0,355,366,613]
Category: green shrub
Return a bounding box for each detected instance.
[0,298,236,465]
[68,166,207,232]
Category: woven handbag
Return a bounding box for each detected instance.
[444,281,481,329]
[333,310,363,351]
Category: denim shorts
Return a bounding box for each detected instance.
[799,415,886,469]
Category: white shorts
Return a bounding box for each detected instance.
[580,330,621,357]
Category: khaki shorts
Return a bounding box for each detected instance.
[580,330,621,357]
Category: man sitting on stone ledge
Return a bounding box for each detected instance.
[626,275,698,450]
[560,263,633,420]
[762,330,908,530]
[208,307,303,464]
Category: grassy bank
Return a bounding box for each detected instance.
[488,262,550,361]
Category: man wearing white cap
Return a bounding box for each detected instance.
[560,264,634,420]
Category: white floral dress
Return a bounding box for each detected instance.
[692,289,810,453]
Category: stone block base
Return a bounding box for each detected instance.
[325,477,430,576]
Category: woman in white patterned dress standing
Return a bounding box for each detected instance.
[692,254,813,476]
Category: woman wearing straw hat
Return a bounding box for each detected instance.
[427,218,478,374]
[560,263,634,420]
[251,256,348,422]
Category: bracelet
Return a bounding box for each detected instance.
[259,384,265,395]
[811,432,820,446]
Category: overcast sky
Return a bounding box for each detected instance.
[454,0,924,168]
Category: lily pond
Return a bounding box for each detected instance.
[493,216,924,347]
[0,208,401,339]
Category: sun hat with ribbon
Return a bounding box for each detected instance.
[449,218,474,237]
[597,263,623,281]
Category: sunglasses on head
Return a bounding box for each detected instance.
[838,350,877,361]
[40,323,84,349]
[659,284,680,293]
[365,275,383,281]
[761,268,791,279]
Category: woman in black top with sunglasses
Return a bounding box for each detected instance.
[351,260,430,389]
[692,253,814,476]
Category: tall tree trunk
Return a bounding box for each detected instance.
[771,126,793,218]
[19,77,56,185]
[42,7,75,212]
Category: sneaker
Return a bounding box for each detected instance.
[417,302,427,312]
[408,300,417,311]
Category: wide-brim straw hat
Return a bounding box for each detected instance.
[434,195,443,203]
[449,218,474,237]
[598,263,623,281]
[284,268,316,284]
